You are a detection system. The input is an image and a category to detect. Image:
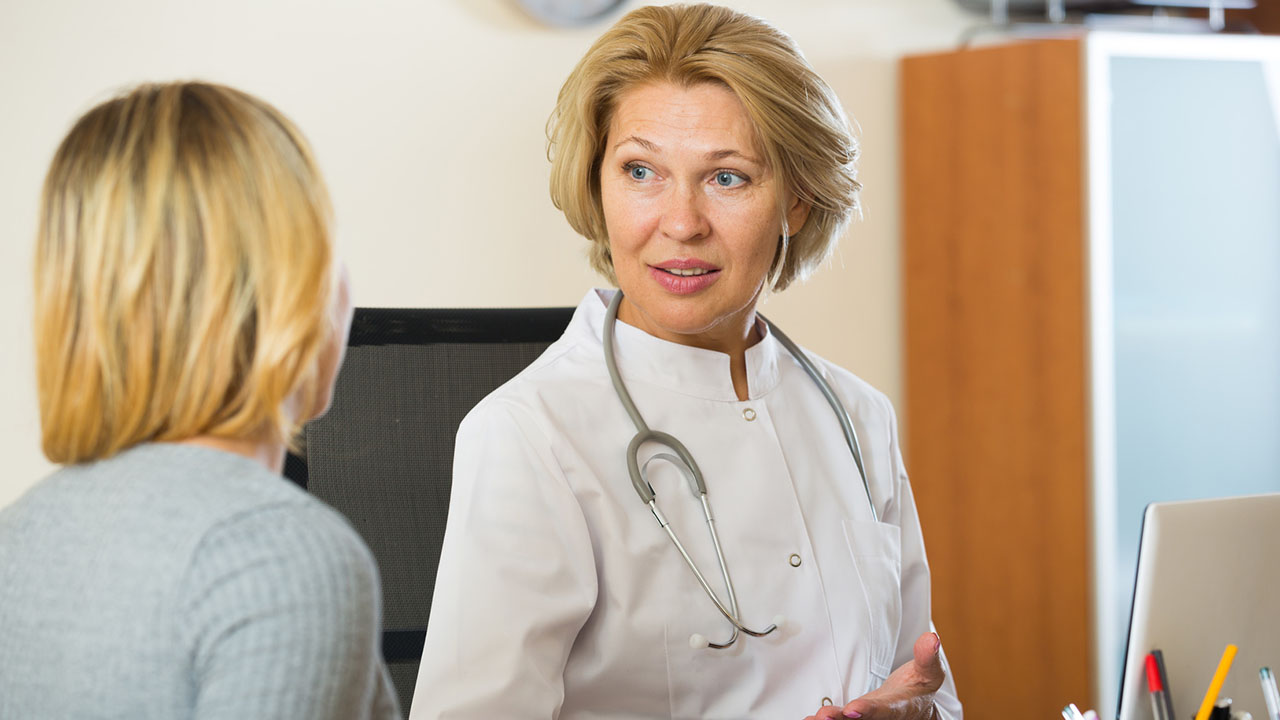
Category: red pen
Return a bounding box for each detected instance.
[1146,653,1173,720]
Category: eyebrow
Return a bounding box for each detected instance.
[614,135,659,153]
[613,136,762,165]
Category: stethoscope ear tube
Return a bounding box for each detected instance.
[759,316,878,523]
[602,292,647,434]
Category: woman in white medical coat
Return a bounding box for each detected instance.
[412,5,961,719]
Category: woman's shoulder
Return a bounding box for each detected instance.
[18,443,376,586]
[135,447,377,589]
[92,443,339,526]
[172,469,389,720]
[461,322,610,430]
[5,444,301,533]
[171,450,380,654]
[0,443,381,703]
[465,288,621,412]
[183,488,377,609]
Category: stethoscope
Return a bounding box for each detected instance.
[602,290,877,650]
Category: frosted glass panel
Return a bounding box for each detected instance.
[1109,55,1280,670]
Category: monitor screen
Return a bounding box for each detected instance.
[1117,493,1280,720]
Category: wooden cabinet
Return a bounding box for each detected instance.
[901,32,1280,720]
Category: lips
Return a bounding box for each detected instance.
[649,259,721,294]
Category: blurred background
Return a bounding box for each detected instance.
[0,0,972,506]
[1,1,1276,718]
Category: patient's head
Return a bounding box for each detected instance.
[34,82,343,464]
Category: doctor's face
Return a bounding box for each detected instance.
[600,81,810,352]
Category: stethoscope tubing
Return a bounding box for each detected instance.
[760,317,877,523]
[602,290,875,648]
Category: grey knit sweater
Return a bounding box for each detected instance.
[0,443,400,719]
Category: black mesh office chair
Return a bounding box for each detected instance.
[284,306,575,714]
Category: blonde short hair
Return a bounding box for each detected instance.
[35,82,335,464]
[547,3,861,291]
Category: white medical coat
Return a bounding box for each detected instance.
[411,289,962,719]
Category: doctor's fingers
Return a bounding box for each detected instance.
[840,694,936,720]
[803,704,857,720]
[839,633,945,719]
[910,631,945,683]
[881,632,946,694]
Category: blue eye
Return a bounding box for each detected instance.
[715,171,746,188]
[627,164,652,181]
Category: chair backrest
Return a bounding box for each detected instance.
[284,306,575,714]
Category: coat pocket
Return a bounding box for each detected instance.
[841,519,903,684]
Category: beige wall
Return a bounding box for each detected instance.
[0,0,972,508]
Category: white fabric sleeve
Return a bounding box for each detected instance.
[409,399,598,719]
[181,503,400,720]
[883,400,964,720]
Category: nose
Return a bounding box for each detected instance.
[658,182,710,243]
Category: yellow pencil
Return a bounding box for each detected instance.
[1194,644,1238,720]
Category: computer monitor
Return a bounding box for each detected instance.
[1117,493,1280,720]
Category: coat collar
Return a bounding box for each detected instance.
[568,288,782,402]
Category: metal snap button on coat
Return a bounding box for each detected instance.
[789,553,802,567]
[822,697,833,706]
[742,408,757,421]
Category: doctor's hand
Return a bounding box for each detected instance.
[804,632,945,720]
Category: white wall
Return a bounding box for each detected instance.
[0,0,973,507]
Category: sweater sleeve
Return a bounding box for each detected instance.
[179,502,401,720]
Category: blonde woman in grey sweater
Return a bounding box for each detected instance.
[0,82,399,720]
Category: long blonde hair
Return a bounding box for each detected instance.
[547,3,861,291]
[35,82,335,464]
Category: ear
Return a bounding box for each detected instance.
[304,264,354,423]
[784,192,812,236]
